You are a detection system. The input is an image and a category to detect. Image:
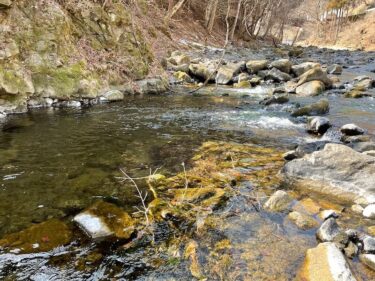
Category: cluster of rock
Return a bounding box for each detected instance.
[264,189,375,280]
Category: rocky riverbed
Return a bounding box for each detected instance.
[0,44,375,280]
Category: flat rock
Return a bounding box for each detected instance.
[246,60,268,74]
[282,144,375,203]
[297,242,357,281]
[73,201,135,240]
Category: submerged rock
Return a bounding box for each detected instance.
[264,190,292,212]
[297,242,357,281]
[260,95,289,106]
[0,219,72,253]
[170,187,227,209]
[296,80,325,96]
[307,116,331,135]
[283,150,299,161]
[291,99,329,117]
[288,211,318,230]
[283,144,375,203]
[73,201,135,240]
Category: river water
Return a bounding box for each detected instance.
[0,47,375,280]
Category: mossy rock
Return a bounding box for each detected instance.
[0,65,34,96]
[344,88,368,98]
[0,219,72,253]
[291,99,329,117]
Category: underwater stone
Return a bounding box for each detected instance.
[264,190,292,212]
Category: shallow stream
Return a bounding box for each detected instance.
[0,47,375,280]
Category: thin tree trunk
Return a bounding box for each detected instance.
[164,0,188,24]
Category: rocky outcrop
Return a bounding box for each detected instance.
[282,144,375,204]
[0,0,159,115]
[297,242,357,281]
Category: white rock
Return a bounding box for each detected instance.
[363,204,375,219]
[360,254,375,271]
[73,213,113,239]
[264,190,292,212]
[340,124,365,136]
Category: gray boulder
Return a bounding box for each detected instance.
[282,143,375,204]
[136,78,169,95]
[269,59,292,73]
[100,90,124,102]
[266,68,292,82]
[215,62,245,85]
[363,235,375,253]
[316,218,346,243]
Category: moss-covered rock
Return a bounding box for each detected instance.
[291,99,329,117]
[73,201,135,240]
[0,219,72,253]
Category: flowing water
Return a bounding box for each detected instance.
[0,48,375,280]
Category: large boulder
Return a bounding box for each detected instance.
[297,67,332,88]
[269,59,292,73]
[291,99,329,117]
[297,242,357,281]
[73,201,135,240]
[168,51,191,66]
[296,80,325,96]
[282,144,375,204]
[135,77,169,95]
[215,62,245,85]
[246,60,268,74]
[100,90,124,102]
[189,61,217,82]
[291,62,320,77]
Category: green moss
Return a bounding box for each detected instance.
[32,62,85,99]
[0,219,72,253]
